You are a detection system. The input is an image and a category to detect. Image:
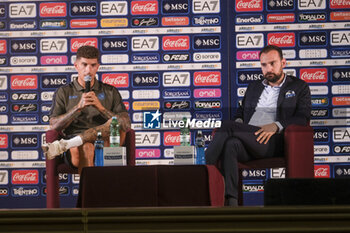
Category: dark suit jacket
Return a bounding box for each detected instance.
[235,75,311,129]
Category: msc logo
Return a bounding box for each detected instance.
[299,32,327,46]
[331,31,350,46]
[143,110,161,129]
[100,1,128,16]
[0,5,5,18]
[313,128,329,142]
[298,0,325,10]
[332,68,350,82]
[10,3,36,18]
[164,101,190,110]
[40,39,67,53]
[11,103,38,113]
[241,169,266,179]
[132,36,159,51]
[298,13,326,22]
[192,0,220,13]
[132,17,158,27]
[194,35,220,50]
[132,72,159,87]
[335,166,350,178]
[163,72,190,87]
[162,0,189,14]
[268,0,294,10]
[236,33,263,48]
[163,53,190,62]
[135,132,160,146]
[10,40,36,54]
[101,37,128,51]
[70,2,97,16]
[41,75,68,89]
[237,70,263,84]
[12,134,38,148]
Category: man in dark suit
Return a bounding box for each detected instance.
[205,45,311,206]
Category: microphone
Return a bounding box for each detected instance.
[84,75,92,93]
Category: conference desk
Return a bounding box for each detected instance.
[77,165,224,208]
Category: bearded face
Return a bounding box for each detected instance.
[260,50,286,86]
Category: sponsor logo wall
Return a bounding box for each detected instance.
[0,0,229,208]
[232,0,350,206]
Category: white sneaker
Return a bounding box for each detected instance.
[42,139,68,160]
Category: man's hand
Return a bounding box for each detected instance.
[254,123,278,144]
[77,92,104,111]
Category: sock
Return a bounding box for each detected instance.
[65,136,83,150]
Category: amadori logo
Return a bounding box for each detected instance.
[40,2,67,17]
[131,1,158,15]
[236,0,263,12]
[102,73,129,88]
[70,38,98,52]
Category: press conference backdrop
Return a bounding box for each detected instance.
[0,0,349,208]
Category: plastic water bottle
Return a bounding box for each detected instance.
[94,131,104,166]
[180,117,190,146]
[110,116,120,147]
[195,130,206,165]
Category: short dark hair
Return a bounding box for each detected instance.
[259,45,283,60]
[76,45,100,61]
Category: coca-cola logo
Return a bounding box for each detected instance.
[0,134,8,149]
[40,2,67,17]
[0,40,6,54]
[131,1,158,15]
[268,32,295,47]
[330,0,350,8]
[194,71,221,86]
[164,132,180,146]
[70,38,98,52]
[12,170,39,184]
[300,68,328,83]
[11,75,38,90]
[102,73,129,88]
[314,165,330,178]
[162,36,190,50]
[236,0,263,12]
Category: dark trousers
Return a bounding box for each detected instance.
[205,121,283,199]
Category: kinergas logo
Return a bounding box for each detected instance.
[102,73,129,88]
[70,38,98,52]
[40,2,67,17]
[131,1,158,15]
[236,0,263,12]
[11,75,38,89]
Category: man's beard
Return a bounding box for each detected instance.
[264,71,283,83]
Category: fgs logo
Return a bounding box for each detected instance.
[237,70,263,84]
[193,35,220,50]
[11,75,38,90]
[193,0,220,13]
[163,36,190,50]
[41,75,68,89]
[236,33,263,48]
[40,2,67,17]
[163,72,190,87]
[331,31,350,46]
[164,101,190,109]
[299,32,327,46]
[40,39,67,54]
[300,68,327,83]
[101,37,128,52]
[162,0,189,14]
[10,39,36,54]
[102,73,129,88]
[70,2,97,16]
[0,134,8,149]
[132,17,159,27]
[235,0,263,12]
[131,1,158,15]
[132,72,159,87]
[332,68,350,82]
[10,3,36,18]
[132,36,159,51]
[100,1,128,16]
[268,32,295,47]
[11,93,38,101]
[267,0,294,10]
[298,0,326,10]
[12,134,38,148]
[71,38,98,52]
[135,132,160,146]
[11,103,38,113]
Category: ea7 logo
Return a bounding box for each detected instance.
[0,170,8,185]
[100,1,128,16]
[333,127,350,143]
[192,0,220,13]
[135,132,160,146]
[236,33,264,48]
[10,3,36,18]
[40,39,67,53]
[132,36,159,51]
[298,0,325,10]
[163,72,190,87]
[0,76,7,90]
[331,31,350,46]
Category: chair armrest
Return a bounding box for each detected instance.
[125,129,136,166]
[284,124,314,178]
